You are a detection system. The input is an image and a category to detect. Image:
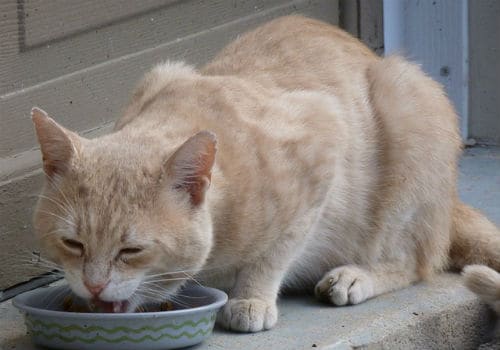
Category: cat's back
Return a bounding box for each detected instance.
[202,15,377,91]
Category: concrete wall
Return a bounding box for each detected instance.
[0,0,342,290]
[468,0,500,145]
[382,0,469,139]
[340,0,384,55]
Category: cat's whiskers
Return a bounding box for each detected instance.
[166,294,191,309]
[39,270,64,279]
[139,281,170,293]
[28,252,63,269]
[140,283,170,295]
[52,288,72,309]
[16,265,63,280]
[137,285,191,309]
[181,271,203,287]
[28,264,63,274]
[34,264,62,273]
[129,294,145,312]
[18,261,63,273]
[137,281,182,302]
[136,289,165,302]
[44,172,75,211]
[137,282,195,309]
[145,269,199,279]
[144,264,228,280]
[137,286,166,299]
[142,277,191,284]
[43,285,71,309]
[7,251,64,275]
[175,293,208,300]
[36,194,75,220]
[39,228,68,240]
[38,210,75,228]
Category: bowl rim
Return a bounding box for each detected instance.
[13,284,228,319]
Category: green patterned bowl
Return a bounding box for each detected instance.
[13,284,227,350]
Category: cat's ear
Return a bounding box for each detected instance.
[163,131,217,207]
[31,107,79,178]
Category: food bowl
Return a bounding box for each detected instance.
[13,284,227,350]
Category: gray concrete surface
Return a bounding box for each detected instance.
[0,146,499,349]
[0,275,493,350]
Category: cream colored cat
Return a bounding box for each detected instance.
[31,16,500,332]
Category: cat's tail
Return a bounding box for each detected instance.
[450,201,500,271]
[462,265,500,313]
[452,202,500,313]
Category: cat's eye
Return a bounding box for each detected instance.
[62,238,84,255]
[119,247,144,256]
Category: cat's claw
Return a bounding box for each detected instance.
[218,298,277,332]
[315,265,374,306]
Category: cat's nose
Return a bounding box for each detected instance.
[84,281,106,297]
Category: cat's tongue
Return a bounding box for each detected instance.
[92,300,129,313]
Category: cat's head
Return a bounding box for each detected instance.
[31,108,216,310]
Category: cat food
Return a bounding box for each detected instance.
[62,296,174,313]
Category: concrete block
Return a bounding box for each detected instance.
[0,275,495,349]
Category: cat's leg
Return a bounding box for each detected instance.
[218,259,283,332]
[314,264,418,305]
[315,202,452,306]
[218,212,320,332]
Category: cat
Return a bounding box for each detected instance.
[30,16,500,332]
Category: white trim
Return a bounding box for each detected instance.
[382,0,405,55]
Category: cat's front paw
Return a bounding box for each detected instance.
[315,265,374,306]
[218,298,277,332]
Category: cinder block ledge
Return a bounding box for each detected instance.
[0,274,495,350]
